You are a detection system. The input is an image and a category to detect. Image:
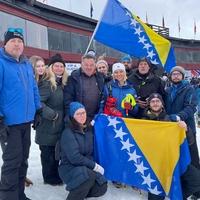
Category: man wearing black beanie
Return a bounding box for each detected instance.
[0,28,41,200]
[4,28,24,45]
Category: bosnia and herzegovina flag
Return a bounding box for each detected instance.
[93,0,176,72]
[94,114,191,199]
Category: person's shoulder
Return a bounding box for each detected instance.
[20,55,31,64]
[128,70,137,79]
[71,68,81,77]
[181,80,193,90]
[0,48,4,60]
[148,72,160,80]
[96,71,104,78]
[38,79,51,89]
[61,127,74,140]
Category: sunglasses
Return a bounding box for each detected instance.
[7,28,23,34]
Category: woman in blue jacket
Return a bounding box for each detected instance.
[100,63,138,118]
[59,102,107,200]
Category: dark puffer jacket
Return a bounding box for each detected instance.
[128,70,165,101]
[35,79,64,146]
[63,68,104,121]
[58,120,106,190]
[128,70,165,118]
[165,80,197,135]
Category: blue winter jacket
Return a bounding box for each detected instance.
[100,80,138,117]
[0,48,41,125]
[165,80,197,134]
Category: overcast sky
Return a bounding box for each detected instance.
[43,0,200,40]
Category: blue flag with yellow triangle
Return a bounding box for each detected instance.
[94,114,191,199]
[93,0,176,72]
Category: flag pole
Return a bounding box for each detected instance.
[85,0,109,54]
[145,12,148,24]
[194,18,196,40]
[178,16,180,38]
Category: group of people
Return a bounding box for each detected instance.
[0,27,200,200]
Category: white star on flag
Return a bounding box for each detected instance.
[138,36,147,44]
[125,11,132,18]
[148,185,162,195]
[147,50,156,59]
[150,59,159,65]
[130,18,138,27]
[135,161,148,175]
[107,116,121,129]
[143,43,152,50]
[128,150,141,163]
[134,26,143,36]
[142,173,156,187]
[121,138,134,152]
[114,127,127,140]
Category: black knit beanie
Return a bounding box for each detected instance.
[148,93,164,106]
[48,53,65,67]
[4,29,24,45]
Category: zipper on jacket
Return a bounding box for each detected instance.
[18,64,29,121]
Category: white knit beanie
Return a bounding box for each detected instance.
[112,63,125,73]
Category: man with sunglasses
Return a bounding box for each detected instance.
[0,28,41,200]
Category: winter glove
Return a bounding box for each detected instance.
[169,114,181,122]
[32,108,43,130]
[93,163,104,175]
[0,116,8,143]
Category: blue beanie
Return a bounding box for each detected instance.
[121,55,132,63]
[69,102,85,117]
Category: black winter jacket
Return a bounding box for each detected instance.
[35,79,64,146]
[58,120,106,190]
[63,69,104,121]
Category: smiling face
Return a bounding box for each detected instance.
[149,97,163,113]
[52,62,65,76]
[81,58,96,77]
[113,69,126,82]
[96,63,108,75]
[73,108,87,125]
[4,38,24,60]
[35,60,46,76]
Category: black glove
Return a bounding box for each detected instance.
[32,108,43,130]
[0,116,8,143]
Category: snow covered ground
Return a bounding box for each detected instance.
[1,126,200,200]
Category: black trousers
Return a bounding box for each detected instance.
[0,123,31,200]
[67,169,107,200]
[190,138,200,169]
[39,145,62,185]
[148,164,200,200]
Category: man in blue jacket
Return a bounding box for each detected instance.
[166,66,199,166]
[165,66,200,199]
[0,28,41,200]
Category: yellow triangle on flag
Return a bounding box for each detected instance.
[124,118,185,194]
[134,15,171,67]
